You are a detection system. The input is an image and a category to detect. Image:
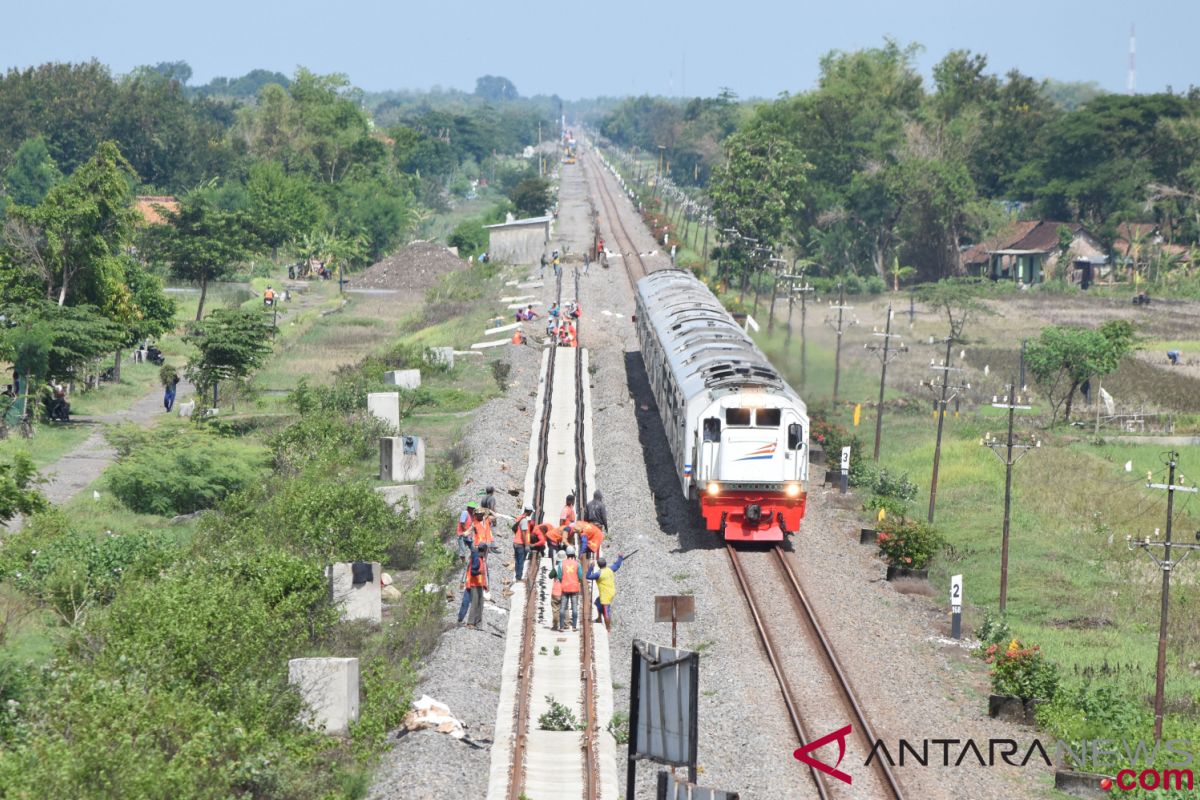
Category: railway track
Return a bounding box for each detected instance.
[726,545,906,799]
[498,269,603,800]
[581,145,650,284]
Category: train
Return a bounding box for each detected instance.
[634,269,810,542]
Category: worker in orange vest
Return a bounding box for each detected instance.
[471,507,494,549]
[512,505,534,580]
[560,494,577,528]
[539,523,566,556]
[556,546,584,631]
[529,520,548,560]
[550,551,565,630]
[511,329,526,345]
[573,520,604,558]
[264,286,275,306]
[464,546,489,629]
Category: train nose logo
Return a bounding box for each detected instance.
[793,724,854,785]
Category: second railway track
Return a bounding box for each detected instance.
[727,545,906,799]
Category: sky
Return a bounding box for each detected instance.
[5,0,1198,100]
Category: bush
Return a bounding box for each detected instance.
[974,610,1012,649]
[841,273,865,295]
[876,518,944,569]
[107,428,265,516]
[864,469,918,521]
[865,275,886,295]
[809,413,868,486]
[212,474,421,565]
[983,639,1060,701]
[270,412,390,475]
[447,219,488,258]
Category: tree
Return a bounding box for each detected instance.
[3,137,61,206]
[917,278,992,341]
[184,308,273,407]
[474,75,519,102]
[157,190,252,320]
[508,177,551,218]
[1026,320,1135,424]
[708,126,808,282]
[244,161,321,258]
[5,141,138,307]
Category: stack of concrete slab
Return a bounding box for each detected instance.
[288,657,360,735]
[375,484,419,518]
[326,561,382,623]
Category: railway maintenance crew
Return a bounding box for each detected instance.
[586,554,626,632]
[550,552,565,630]
[464,546,489,629]
[556,546,584,632]
[584,490,608,531]
[528,520,547,560]
[456,502,479,563]
[560,494,577,529]
[539,522,566,555]
[480,486,497,515]
[572,520,604,560]
[512,505,534,580]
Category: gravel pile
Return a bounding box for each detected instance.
[352,241,467,293]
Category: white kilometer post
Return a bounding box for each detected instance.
[950,574,963,639]
[839,446,851,494]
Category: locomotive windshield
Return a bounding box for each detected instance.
[755,408,781,427]
[725,408,751,426]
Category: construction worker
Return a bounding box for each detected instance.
[540,522,566,554]
[465,545,489,629]
[597,237,605,259]
[456,502,479,562]
[574,520,604,559]
[586,554,626,632]
[512,505,534,580]
[471,506,494,550]
[560,494,577,530]
[529,520,548,560]
[480,485,497,515]
[557,546,583,631]
[584,490,608,532]
[264,285,275,306]
[512,329,527,345]
[550,552,565,630]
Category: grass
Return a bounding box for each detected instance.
[0,425,92,469]
[789,335,1200,724]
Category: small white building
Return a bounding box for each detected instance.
[485,215,553,266]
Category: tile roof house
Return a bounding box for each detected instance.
[134,195,179,226]
[962,220,1105,286]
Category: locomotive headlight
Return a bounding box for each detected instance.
[706,482,721,496]
[785,482,802,498]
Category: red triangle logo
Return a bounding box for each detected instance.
[793,724,854,785]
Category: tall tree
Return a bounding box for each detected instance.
[244,161,321,258]
[3,137,61,206]
[157,191,252,320]
[474,75,519,102]
[5,141,138,306]
[708,126,808,282]
[1026,320,1135,424]
[184,308,272,407]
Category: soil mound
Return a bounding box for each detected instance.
[351,241,466,292]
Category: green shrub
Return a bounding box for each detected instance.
[864,469,918,520]
[983,639,1060,701]
[447,219,488,257]
[107,429,265,516]
[270,412,390,475]
[5,518,180,624]
[212,474,421,565]
[876,518,944,569]
[865,275,886,295]
[974,610,1012,649]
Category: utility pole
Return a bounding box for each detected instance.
[1130,453,1200,743]
[701,214,710,272]
[981,384,1039,614]
[764,256,786,330]
[864,306,907,462]
[825,284,855,404]
[921,337,970,523]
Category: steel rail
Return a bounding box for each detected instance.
[725,544,832,800]
[582,146,650,285]
[573,267,600,800]
[773,547,906,799]
[506,279,565,800]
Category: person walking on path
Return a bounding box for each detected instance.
[550,551,565,630]
[464,546,489,629]
[556,546,583,631]
[512,505,533,580]
[586,554,626,632]
[162,372,180,413]
[584,490,608,531]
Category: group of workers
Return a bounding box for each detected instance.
[454,487,625,633]
[546,300,581,348]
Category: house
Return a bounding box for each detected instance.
[134,195,179,226]
[484,214,553,265]
[963,221,1106,287]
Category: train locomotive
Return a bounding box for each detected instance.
[634,269,809,542]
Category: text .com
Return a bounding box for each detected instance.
[1105,768,1194,792]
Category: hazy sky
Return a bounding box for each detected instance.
[5,0,1197,99]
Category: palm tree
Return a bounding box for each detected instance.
[888,255,916,292]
